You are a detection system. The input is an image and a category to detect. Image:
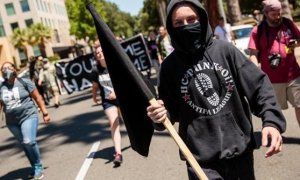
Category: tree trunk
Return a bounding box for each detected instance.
[203,0,220,31]
[225,0,242,25]
[156,0,167,27]
[279,0,292,20]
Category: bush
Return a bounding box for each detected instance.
[48,54,61,62]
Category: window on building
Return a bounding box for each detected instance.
[18,48,27,61]
[25,19,33,27]
[54,29,60,43]
[0,26,5,37]
[48,2,51,13]
[41,0,45,12]
[20,0,30,12]
[36,0,40,10]
[33,45,41,56]
[0,18,5,37]
[44,1,48,12]
[5,3,16,16]
[11,22,19,31]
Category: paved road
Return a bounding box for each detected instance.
[0,83,299,180]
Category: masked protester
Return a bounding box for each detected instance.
[146,0,286,179]
[0,62,50,180]
[38,58,61,108]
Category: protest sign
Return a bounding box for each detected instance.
[121,34,152,71]
[55,54,95,94]
[55,34,151,94]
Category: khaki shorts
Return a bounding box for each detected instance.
[272,76,300,109]
[50,86,60,96]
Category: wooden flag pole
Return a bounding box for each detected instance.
[149,99,208,180]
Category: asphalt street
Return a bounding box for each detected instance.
[1,56,300,179]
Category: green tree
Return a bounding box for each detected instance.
[65,0,107,41]
[11,28,32,60]
[102,1,135,38]
[29,23,52,57]
[137,0,162,33]
[65,0,136,41]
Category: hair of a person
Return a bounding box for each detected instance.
[94,39,101,48]
[1,61,16,71]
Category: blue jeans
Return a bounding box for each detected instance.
[7,117,42,167]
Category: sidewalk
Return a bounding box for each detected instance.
[296,47,300,65]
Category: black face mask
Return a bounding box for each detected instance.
[173,22,202,54]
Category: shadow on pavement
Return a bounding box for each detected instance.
[0,90,113,154]
[253,131,300,147]
[61,91,92,105]
[0,167,31,180]
[282,136,300,144]
[94,145,131,164]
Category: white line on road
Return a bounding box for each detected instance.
[75,141,101,180]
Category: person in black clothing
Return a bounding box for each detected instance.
[148,30,162,74]
[32,56,49,105]
[146,0,286,179]
[91,40,123,166]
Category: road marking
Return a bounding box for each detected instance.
[75,141,101,180]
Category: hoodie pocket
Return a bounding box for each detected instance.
[185,111,249,162]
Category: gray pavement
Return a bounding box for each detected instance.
[0,81,300,180]
[296,47,300,62]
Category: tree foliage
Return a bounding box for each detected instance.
[65,0,136,40]
[30,23,52,44]
[11,23,52,58]
[65,0,106,41]
[137,0,161,33]
[11,28,30,49]
[102,1,136,38]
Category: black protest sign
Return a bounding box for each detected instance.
[55,53,95,94]
[120,34,151,71]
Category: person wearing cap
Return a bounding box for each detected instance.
[38,58,60,108]
[248,0,300,128]
[146,0,286,179]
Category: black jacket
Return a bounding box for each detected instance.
[157,0,286,163]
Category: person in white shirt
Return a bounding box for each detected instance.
[214,17,233,43]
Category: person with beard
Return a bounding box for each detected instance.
[248,0,300,128]
[146,0,286,179]
[0,62,50,179]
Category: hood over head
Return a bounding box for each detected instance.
[166,0,213,55]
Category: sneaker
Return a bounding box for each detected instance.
[33,164,44,180]
[113,153,123,166]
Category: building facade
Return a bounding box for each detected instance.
[0,0,72,67]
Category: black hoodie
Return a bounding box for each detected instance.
[158,0,286,162]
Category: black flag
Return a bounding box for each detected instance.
[87,3,156,156]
